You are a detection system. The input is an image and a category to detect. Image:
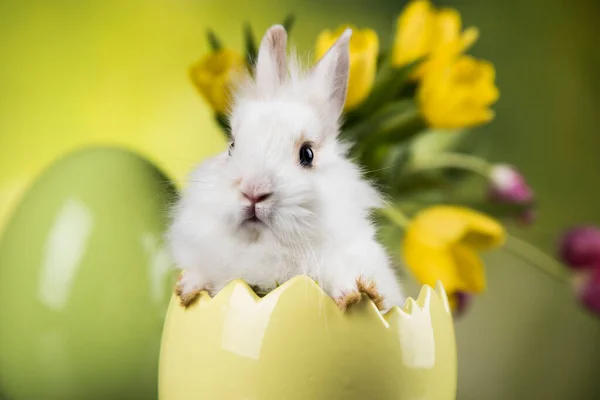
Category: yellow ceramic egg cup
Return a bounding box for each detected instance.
[158,276,457,400]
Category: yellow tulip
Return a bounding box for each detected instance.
[189,49,247,114]
[392,0,435,68]
[402,206,505,306]
[417,55,499,129]
[392,0,478,75]
[316,25,379,110]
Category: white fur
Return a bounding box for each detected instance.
[166,26,404,310]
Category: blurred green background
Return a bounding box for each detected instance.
[1,0,599,399]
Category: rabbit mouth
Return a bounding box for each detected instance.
[242,210,266,226]
[242,204,271,226]
[241,215,268,234]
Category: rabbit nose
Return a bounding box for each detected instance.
[242,191,273,205]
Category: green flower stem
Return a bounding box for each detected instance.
[502,234,570,283]
[408,152,493,178]
[377,207,410,229]
[207,29,222,51]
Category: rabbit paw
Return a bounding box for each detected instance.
[175,285,201,307]
[334,289,362,312]
[332,276,386,312]
[175,270,211,308]
[356,276,385,311]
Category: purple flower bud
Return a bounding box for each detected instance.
[572,268,600,316]
[451,291,472,318]
[559,226,600,270]
[488,164,535,224]
[489,164,533,203]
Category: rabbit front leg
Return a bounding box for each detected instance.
[327,274,386,312]
[320,239,400,312]
[327,274,363,312]
[175,268,213,307]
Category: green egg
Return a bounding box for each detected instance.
[0,147,179,399]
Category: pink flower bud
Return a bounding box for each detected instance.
[572,267,600,316]
[489,164,533,203]
[488,164,535,224]
[559,226,600,270]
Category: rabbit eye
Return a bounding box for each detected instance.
[299,143,314,168]
[228,141,235,156]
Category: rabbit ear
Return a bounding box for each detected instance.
[309,28,351,119]
[255,24,288,93]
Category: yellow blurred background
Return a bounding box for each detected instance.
[1,0,600,399]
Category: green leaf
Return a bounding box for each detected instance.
[244,22,258,72]
[215,113,231,138]
[382,112,426,143]
[206,29,222,51]
[353,57,422,119]
[360,141,411,186]
[347,100,426,170]
[395,80,418,100]
[387,145,412,184]
[282,14,296,33]
[376,50,388,72]
[340,108,362,131]
[345,99,418,143]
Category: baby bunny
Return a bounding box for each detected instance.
[167,24,405,311]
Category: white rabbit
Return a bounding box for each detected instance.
[166,24,404,312]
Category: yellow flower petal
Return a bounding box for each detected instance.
[459,27,480,53]
[403,234,463,293]
[417,55,499,129]
[401,206,505,294]
[315,25,379,110]
[392,0,436,67]
[190,49,247,114]
[451,245,486,293]
[392,0,479,73]
[408,206,504,249]
[433,8,462,46]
